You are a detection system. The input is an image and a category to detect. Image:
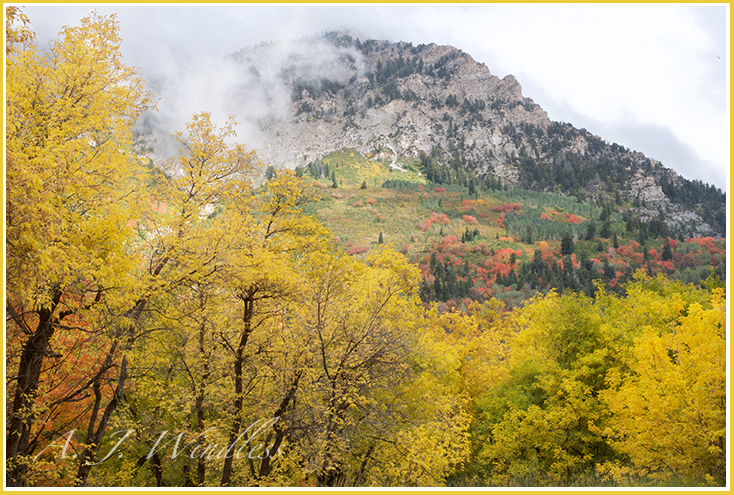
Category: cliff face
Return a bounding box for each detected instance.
[258,37,551,182]
[138,32,725,237]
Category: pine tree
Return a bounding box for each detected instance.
[585,221,596,241]
[661,241,673,261]
[600,220,612,238]
[561,233,574,256]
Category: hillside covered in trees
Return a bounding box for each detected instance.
[5,11,727,488]
[236,31,726,238]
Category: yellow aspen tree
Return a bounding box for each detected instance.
[83,113,265,487]
[69,110,261,484]
[5,12,151,486]
[268,246,472,487]
[473,291,617,485]
[5,7,35,53]
[215,170,329,487]
[81,165,325,486]
[296,248,421,486]
[599,286,726,486]
[377,307,473,486]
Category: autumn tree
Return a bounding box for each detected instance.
[5,7,34,53]
[6,12,151,486]
[473,290,619,485]
[469,271,723,486]
[280,247,470,487]
[598,284,726,485]
[75,111,264,487]
[215,170,328,486]
[91,240,471,487]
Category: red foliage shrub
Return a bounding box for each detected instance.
[429,212,451,225]
[463,215,478,225]
[492,202,522,213]
[661,260,675,271]
[347,245,369,256]
[565,213,583,224]
[616,245,635,257]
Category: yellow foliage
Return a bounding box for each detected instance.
[6,13,153,485]
[599,286,726,485]
[7,9,726,489]
[6,12,152,311]
[472,271,726,487]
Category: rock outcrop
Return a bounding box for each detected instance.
[137,31,726,237]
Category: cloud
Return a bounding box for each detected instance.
[418,4,728,190]
[21,4,728,190]
[138,31,367,156]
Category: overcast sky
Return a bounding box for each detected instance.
[20,3,730,191]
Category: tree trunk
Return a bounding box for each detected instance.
[220,293,254,486]
[256,370,302,479]
[195,316,211,486]
[74,355,129,486]
[6,291,62,487]
[74,297,148,486]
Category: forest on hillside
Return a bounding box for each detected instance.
[291,31,726,238]
[5,11,727,488]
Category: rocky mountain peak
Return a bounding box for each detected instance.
[137,31,725,237]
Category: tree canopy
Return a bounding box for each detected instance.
[5,10,727,488]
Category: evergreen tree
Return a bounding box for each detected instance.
[661,241,673,261]
[561,233,574,256]
[603,260,615,280]
[600,220,612,238]
[523,225,534,244]
[585,221,596,241]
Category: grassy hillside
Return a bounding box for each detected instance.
[302,149,590,256]
[296,150,726,310]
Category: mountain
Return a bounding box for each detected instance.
[139,31,726,237]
